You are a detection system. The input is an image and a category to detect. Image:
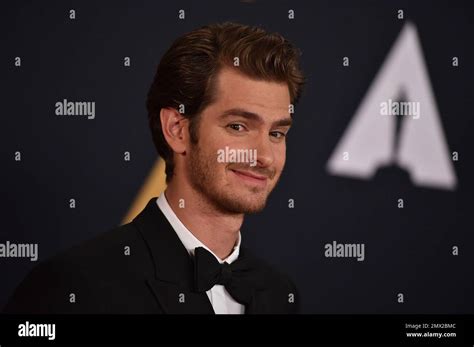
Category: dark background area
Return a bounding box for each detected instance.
[1,0,473,313]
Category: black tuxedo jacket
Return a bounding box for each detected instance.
[3,198,298,314]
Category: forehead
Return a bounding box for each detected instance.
[211,67,291,116]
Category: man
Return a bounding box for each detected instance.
[3,22,304,314]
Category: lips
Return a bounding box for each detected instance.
[230,169,268,186]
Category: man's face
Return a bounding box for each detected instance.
[187,67,292,214]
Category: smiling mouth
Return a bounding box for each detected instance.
[230,169,268,187]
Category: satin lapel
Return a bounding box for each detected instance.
[238,247,293,314]
[146,278,214,314]
[238,247,265,314]
[244,290,272,314]
[132,198,214,314]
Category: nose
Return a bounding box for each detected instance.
[254,132,275,168]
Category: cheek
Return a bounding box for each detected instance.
[198,137,220,161]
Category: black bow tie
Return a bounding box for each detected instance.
[193,246,263,305]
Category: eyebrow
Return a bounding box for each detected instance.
[218,108,292,127]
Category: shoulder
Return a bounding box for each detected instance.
[41,221,151,278]
[3,222,153,313]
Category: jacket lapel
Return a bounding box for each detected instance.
[145,278,215,314]
[236,247,298,314]
[132,197,214,314]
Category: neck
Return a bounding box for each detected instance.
[164,178,244,260]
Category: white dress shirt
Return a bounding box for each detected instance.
[156,192,245,314]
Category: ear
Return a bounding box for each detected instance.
[160,107,189,155]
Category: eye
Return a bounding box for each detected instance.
[227,123,246,132]
[270,131,287,139]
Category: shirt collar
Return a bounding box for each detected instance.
[156,192,241,264]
